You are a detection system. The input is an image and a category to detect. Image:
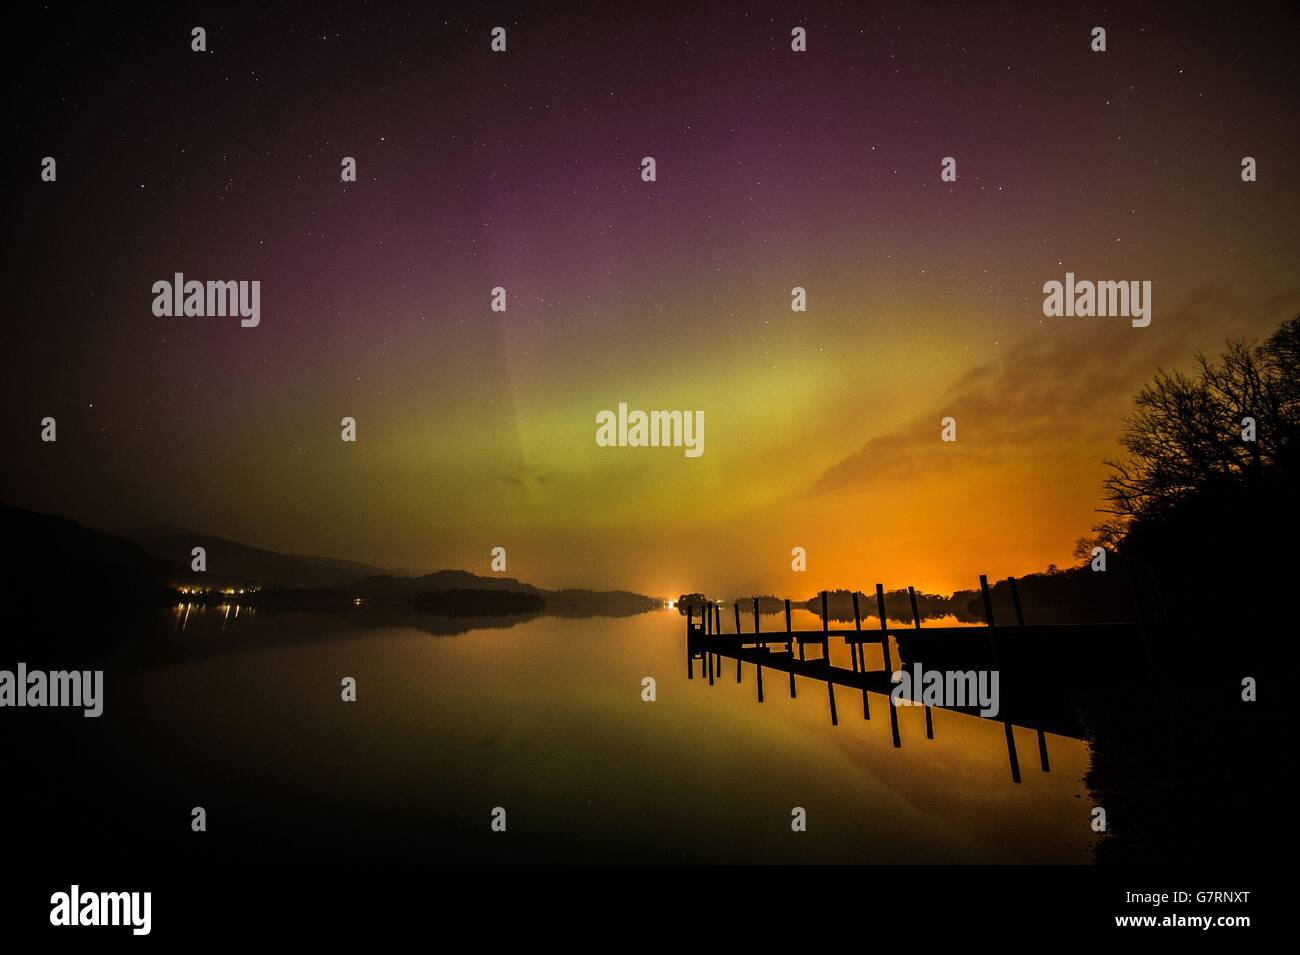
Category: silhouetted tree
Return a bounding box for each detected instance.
[675,593,709,615]
[1092,317,1299,548]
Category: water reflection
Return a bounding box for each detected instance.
[23,606,1094,863]
[173,601,257,632]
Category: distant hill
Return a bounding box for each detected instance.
[0,505,175,657]
[2,505,173,590]
[115,526,660,613]
[355,569,544,596]
[544,589,661,617]
[1,504,660,625]
[361,576,661,616]
[114,525,424,589]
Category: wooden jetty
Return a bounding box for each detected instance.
[684,576,1141,783]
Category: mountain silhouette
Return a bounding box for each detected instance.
[355,569,544,596]
[0,504,661,636]
[0,505,174,658]
[115,524,426,589]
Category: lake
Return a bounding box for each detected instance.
[12,605,1097,863]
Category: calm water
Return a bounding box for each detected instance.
[64,606,1096,863]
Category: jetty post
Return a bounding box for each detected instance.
[1009,576,1050,773]
[706,602,715,686]
[784,599,796,699]
[852,590,870,719]
[908,586,934,739]
[821,591,838,725]
[734,602,742,682]
[851,591,862,672]
[877,584,901,747]
[981,575,1021,783]
[686,604,695,679]
[875,584,895,674]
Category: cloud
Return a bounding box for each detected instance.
[810,287,1256,495]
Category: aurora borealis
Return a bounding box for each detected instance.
[4,1,1298,597]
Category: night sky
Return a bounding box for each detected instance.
[4,1,1298,596]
